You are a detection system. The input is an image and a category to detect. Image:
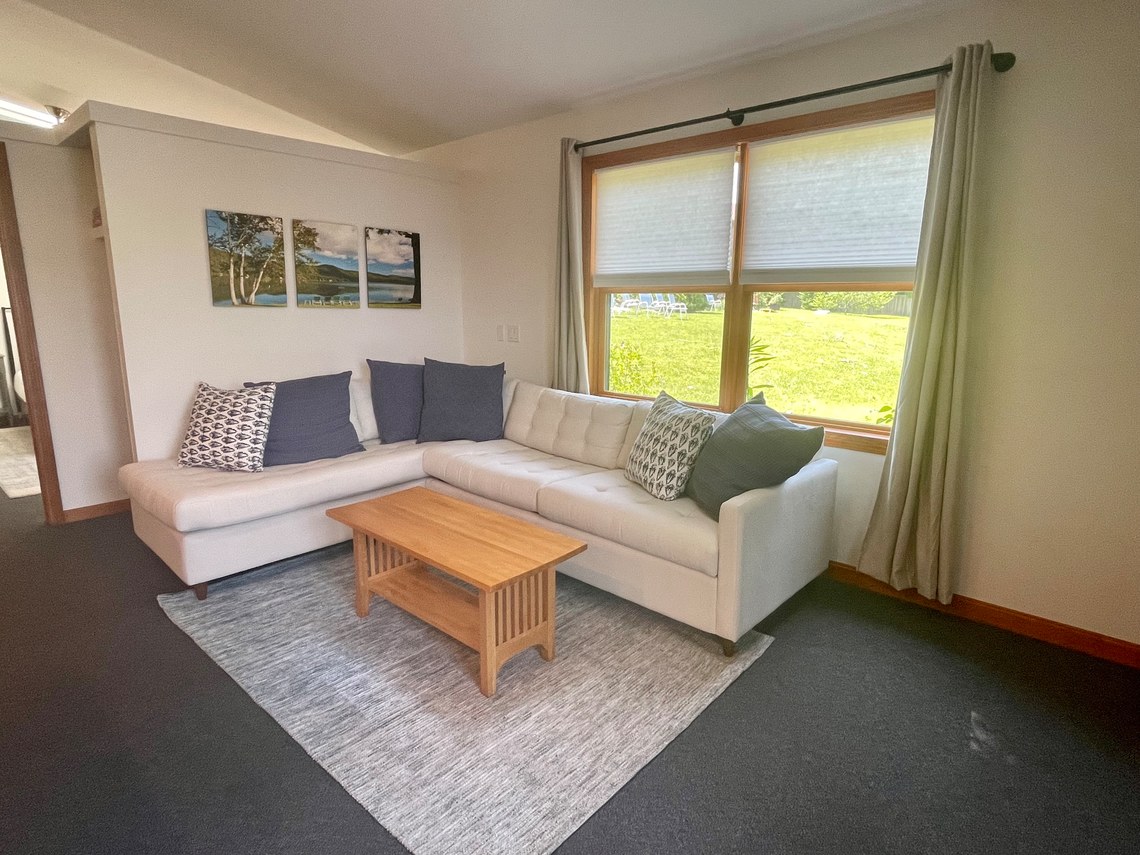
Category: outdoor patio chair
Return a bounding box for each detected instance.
[638,294,663,314]
[614,294,641,314]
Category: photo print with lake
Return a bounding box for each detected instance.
[205,210,287,307]
[293,220,362,308]
[365,227,421,308]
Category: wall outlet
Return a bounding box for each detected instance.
[506,324,520,343]
[495,324,504,341]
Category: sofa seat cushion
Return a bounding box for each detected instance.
[422,439,605,513]
[120,439,428,533]
[536,470,719,577]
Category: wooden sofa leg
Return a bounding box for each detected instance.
[192,583,208,601]
[719,637,736,658]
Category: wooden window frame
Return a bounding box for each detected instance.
[582,91,935,455]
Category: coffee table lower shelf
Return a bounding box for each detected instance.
[355,534,556,697]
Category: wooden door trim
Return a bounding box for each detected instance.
[0,142,65,524]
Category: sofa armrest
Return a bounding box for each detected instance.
[715,457,838,641]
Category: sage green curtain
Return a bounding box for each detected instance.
[553,138,589,393]
[858,42,993,604]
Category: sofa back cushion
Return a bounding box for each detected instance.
[505,382,636,470]
[616,400,653,470]
[348,374,379,442]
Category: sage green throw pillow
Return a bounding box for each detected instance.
[686,395,824,519]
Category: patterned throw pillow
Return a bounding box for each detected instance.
[625,391,716,501]
[178,382,277,472]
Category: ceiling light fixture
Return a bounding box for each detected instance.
[0,96,62,129]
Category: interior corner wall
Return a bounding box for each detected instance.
[91,122,465,462]
[2,139,132,509]
[419,0,1140,644]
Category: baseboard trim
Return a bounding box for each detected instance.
[61,498,131,524]
[827,561,1140,670]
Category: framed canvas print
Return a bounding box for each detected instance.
[206,210,286,307]
[365,227,421,308]
[293,220,361,308]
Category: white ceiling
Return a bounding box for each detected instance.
[12,0,943,154]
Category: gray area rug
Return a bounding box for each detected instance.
[0,426,40,498]
[159,546,770,855]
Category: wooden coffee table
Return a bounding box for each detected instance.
[327,487,586,696]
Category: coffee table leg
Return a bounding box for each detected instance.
[538,567,556,661]
[353,531,371,617]
[479,589,498,697]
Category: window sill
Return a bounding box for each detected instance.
[821,427,888,455]
[790,415,889,455]
[591,391,890,455]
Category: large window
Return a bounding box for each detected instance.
[583,92,935,445]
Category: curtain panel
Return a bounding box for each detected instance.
[553,138,589,393]
[859,42,993,603]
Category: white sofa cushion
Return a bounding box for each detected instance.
[422,439,604,513]
[616,400,653,469]
[505,381,636,469]
[121,439,427,533]
[536,470,719,576]
[348,374,379,443]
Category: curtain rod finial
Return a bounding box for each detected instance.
[991,52,1016,72]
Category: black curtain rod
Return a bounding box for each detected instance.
[574,51,1015,152]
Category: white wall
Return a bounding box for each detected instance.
[418,0,1140,644]
[92,118,465,461]
[2,138,133,508]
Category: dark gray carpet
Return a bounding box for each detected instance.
[1,493,1138,854]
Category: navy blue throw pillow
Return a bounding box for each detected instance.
[366,360,424,443]
[685,395,824,520]
[244,371,363,466]
[416,359,505,443]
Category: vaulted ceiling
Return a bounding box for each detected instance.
[8,0,943,154]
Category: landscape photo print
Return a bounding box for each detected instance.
[293,220,362,308]
[205,210,287,307]
[365,227,421,308]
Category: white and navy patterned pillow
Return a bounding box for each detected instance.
[625,391,715,501]
[178,382,277,472]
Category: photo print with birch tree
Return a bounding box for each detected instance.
[293,220,362,308]
[205,210,287,307]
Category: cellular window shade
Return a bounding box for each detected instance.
[742,116,935,284]
[594,150,735,286]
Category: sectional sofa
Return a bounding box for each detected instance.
[119,377,838,650]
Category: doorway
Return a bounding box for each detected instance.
[0,141,64,523]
